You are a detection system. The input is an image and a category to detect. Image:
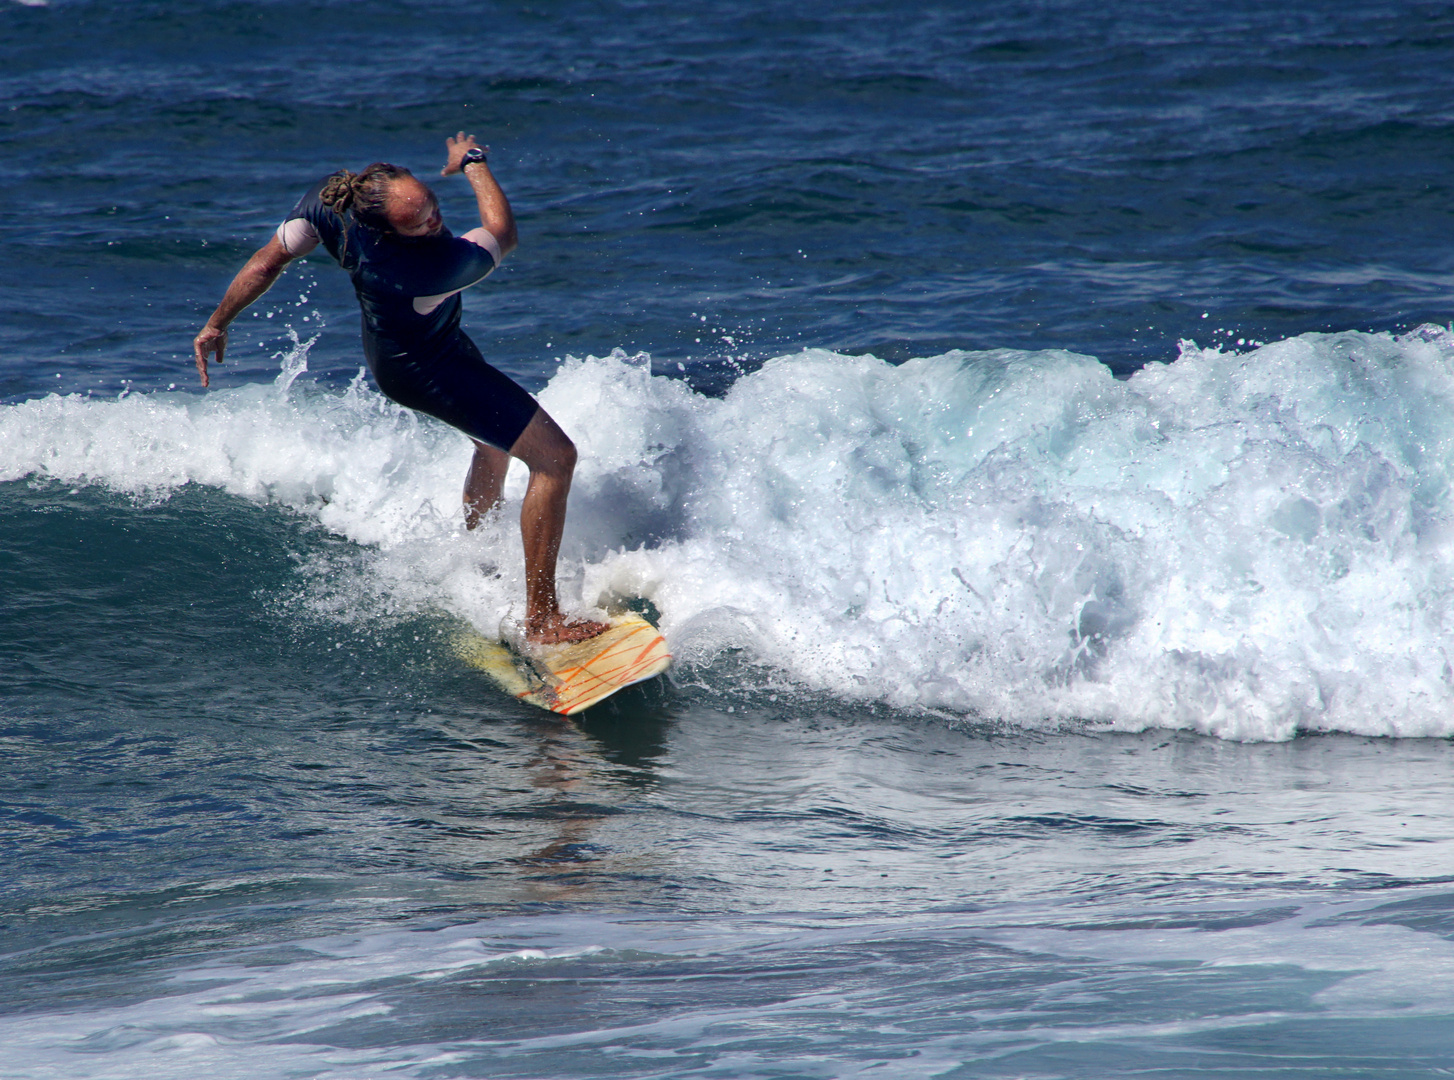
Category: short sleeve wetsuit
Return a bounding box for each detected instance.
[276,176,539,451]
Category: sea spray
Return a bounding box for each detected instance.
[7,330,1454,739]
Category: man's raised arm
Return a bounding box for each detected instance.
[193,235,296,388]
[441,131,518,259]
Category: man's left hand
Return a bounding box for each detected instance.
[442,131,486,176]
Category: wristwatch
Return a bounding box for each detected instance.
[460,147,488,169]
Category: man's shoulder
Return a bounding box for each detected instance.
[283,176,353,253]
[285,176,336,222]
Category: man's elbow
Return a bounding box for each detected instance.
[248,237,296,279]
[498,223,519,258]
[243,261,288,292]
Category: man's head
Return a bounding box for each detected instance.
[383,176,443,237]
[319,164,443,237]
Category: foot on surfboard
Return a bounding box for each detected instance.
[457,612,673,715]
[526,613,611,645]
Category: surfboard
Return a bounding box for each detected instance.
[454,612,671,715]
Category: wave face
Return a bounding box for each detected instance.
[7,329,1454,740]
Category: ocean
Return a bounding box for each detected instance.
[6,0,1454,1075]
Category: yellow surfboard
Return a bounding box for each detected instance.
[455,612,671,716]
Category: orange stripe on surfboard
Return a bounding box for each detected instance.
[546,624,670,713]
[457,612,670,715]
[551,635,668,711]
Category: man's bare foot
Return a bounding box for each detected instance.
[527,612,611,645]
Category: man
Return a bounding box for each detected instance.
[193,132,607,645]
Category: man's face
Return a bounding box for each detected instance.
[386,178,444,237]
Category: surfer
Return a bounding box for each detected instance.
[193,132,608,645]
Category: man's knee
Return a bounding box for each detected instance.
[554,435,577,474]
[523,431,576,482]
[533,436,575,483]
[510,408,578,479]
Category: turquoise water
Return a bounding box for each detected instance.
[7,1,1454,1075]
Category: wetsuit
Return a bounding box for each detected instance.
[276,177,539,451]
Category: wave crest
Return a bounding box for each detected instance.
[8,330,1454,740]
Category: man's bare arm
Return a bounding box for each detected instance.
[193,235,296,388]
[441,131,518,258]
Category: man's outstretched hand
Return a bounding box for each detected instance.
[193,324,227,388]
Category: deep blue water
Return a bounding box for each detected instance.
[7,1,1454,1076]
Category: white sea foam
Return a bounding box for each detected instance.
[6,328,1454,739]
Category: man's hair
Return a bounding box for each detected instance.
[319,163,414,231]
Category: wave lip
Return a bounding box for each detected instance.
[8,329,1454,740]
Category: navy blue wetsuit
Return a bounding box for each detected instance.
[276,177,538,451]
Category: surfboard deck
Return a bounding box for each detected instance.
[455,612,671,715]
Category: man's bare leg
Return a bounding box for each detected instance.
[505,408,610,645]
[464,438,510,530]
